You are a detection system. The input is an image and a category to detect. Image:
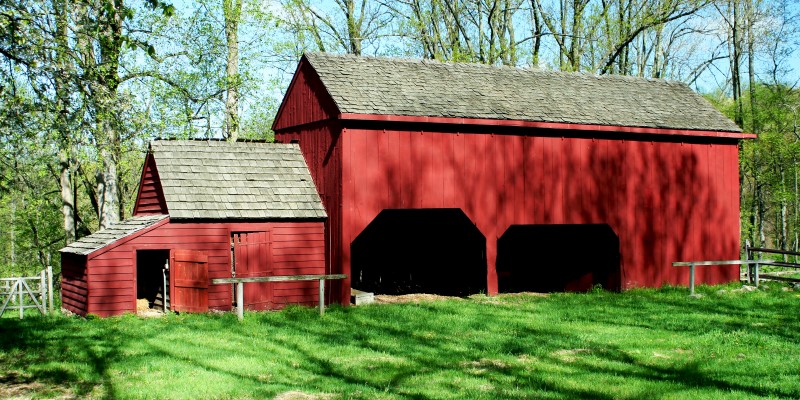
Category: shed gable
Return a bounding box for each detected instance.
[133,153,168,216]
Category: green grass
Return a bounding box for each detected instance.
[2,284,799,399]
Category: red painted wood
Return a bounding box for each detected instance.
[272,59,339,131]
[67,219,326,316]
[336,113,755,139]
[133,154,168,216]
[233,231,274,310]
[61,253,88,315]
[274,60,745,303]
[170,249,209,313]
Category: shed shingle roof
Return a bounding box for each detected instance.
[151,140,327,220]
[304,52,742,133]
[60,215,168,255]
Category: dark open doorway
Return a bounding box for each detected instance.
[351,208,486,296]
[497,224,621,293]
[136,250,170,309]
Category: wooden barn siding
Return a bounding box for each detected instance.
[61,253,88,315]
[133,154,168,215]
[275,124,344,305]
[340,128,740,295]
[84,221,325,316]
[272,60,338,131]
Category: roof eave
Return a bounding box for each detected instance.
[337,113,754,140]
[59,216,171,258]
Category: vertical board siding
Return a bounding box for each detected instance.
[272,61,339,131]
[340,128,741,295]
[133,154,168,216]
[77,221,325,317]
[275,123,343,305]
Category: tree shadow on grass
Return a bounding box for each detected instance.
[1,292,798,399]
[0,316,122,398]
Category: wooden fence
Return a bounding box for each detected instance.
[745,246,800,284]
[0,266,55,319]
[212,274,347,320]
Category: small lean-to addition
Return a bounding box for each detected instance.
[60,141,328,317]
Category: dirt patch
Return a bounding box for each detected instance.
[0,372,72,399]
[552,348,591,362]
[273,391,335,400]
[371,292,550,305]
[373,293,461,304]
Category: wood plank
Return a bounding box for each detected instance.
[212,274,346,284]
[90,273,132,282]
[271,240,325,250]
[272,254,326,263]
[672,260,775,266]
[271,247,326,256]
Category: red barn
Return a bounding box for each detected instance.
[60,140,327,317]
[273,53,753,303]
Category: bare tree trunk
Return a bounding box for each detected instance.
[530,0,542,66]
[745,0,757,133]
[54,0,76,243]
[90,0,124,230]
[731,0,744,127]
[224,0,241,141]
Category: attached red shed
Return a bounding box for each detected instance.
[60,140,327,317]
[273,52,753,302]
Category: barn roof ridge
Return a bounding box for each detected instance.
[149,140,327,221]
[302,52,742,134]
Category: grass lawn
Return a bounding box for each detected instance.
[1,284,799,399]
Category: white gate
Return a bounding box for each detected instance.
[0,266,54,319]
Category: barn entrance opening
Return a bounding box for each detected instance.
[351,208,486,296]
[497,224,621,293]
[136,249,170,309]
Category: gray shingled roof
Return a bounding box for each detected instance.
[304,52,742,133]
[60,215,168,255]
[151,140,327,220]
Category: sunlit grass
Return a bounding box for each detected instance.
[1,284,799,399]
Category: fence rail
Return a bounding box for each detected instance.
[212,274,347,320]
[745,246,800,285]
[672,260,776,296]
[0,266,55,319]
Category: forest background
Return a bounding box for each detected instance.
[0,0,798,278]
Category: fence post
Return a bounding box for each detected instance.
[40,270,47,314]
[319,279,325,316]
[18,278,23,319]
[47,265,54,315]
[237,282,244,321]
[689,263,696,296]
[754,262,760,288]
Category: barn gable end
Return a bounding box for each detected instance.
[133,153,168,216]
[272,59,340,131]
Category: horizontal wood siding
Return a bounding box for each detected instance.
[133,154,168,216]
[340,128,741,296]
[83,221,325,316]
[61,253,88,315]
[275,123,343,305]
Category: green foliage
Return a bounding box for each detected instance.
[1,287,799,398]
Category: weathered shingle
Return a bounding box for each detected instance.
[151,141,327,220]
[304,52,742,133]
[60,215,168,255]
